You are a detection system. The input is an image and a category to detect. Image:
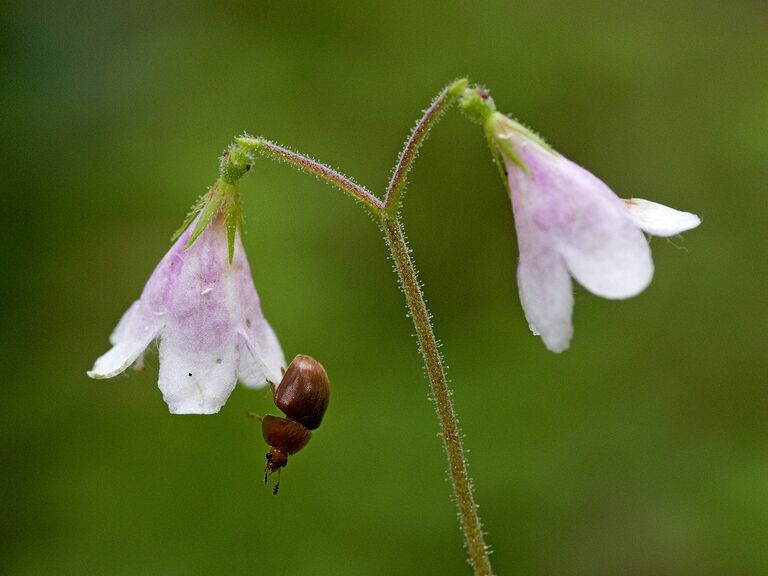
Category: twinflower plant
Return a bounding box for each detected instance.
[89,80,700,576]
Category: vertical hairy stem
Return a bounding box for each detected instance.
[236,80,493,574]
[381,216,493,576]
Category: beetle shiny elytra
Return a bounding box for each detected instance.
[249,354,330,495]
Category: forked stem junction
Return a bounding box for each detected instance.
[238,79,493,575]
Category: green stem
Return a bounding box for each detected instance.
[384,78,467,214]
[236,81,494,574]
[381,215,493,576]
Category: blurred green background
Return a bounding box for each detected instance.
[2,1,766,574]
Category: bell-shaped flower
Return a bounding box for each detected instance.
[88,172,285,413]
[487,112,700,353]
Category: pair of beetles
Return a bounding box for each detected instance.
[251,354,330,495]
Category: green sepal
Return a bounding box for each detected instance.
[507,119,557,156]
[485,133,513,197]
[458,85,496,124]
[184,190,223,250]
[174,159,245,262]
[171,194,206,242]
[486,123,530,177]
[224,189,243,264]
[483,112,562,180]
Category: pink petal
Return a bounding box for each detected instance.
[508,145,653,301]
[517,248,574,353]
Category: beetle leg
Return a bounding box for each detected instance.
[272,469,281,496]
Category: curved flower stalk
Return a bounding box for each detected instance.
[88,172,285,413]
[484,111,701,352]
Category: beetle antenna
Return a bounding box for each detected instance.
[272,469,281,496]
[247,411,262,422]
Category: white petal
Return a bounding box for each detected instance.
[109,300,141,344]
[237,319,286,388]
[517,250,574,353]
[87,302,160,379]
[88,339,154,379]
[157,336,239,414]
[624,198,701,237]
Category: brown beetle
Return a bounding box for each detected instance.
[250,354,330,495]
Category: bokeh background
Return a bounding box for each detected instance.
[2,1,766,574]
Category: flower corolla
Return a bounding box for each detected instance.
[488,113,700,352]
[88,183,285,413]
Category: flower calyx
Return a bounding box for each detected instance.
[458,84,496,123]
[484,112,558,178]
[220,143,254,184]
[171,176,247,265]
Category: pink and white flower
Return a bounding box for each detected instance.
[489,113,700,352]
[88,209,285,414]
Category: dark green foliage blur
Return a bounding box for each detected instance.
[1,1,766,574]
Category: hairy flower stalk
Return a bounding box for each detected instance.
[382,218,493,576]
[88,151,285,413]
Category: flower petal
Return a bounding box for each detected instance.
[510,147,654,300]
[559,213,653,300]
[523,151,653,298]
[229,232,286,388]
[147,215,284,412]
[624,198,701,237]
[157,336,239,414]
[517,249,574,353]
[87,301,161,379]
[499,122,699,352]
[88,340,154,379]
[237,319,285,388]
